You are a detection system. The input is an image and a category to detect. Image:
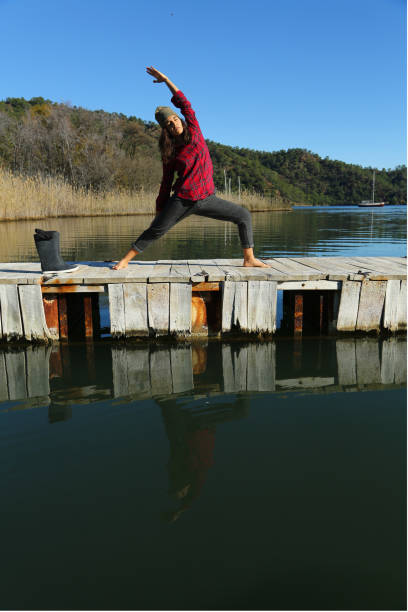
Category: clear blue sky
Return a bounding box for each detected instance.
[1,0,406,169]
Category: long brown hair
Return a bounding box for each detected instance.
[159,120,191,164]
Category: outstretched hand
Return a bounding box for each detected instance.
[146,66,168,83]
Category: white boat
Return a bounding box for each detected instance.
[358,171,385,207]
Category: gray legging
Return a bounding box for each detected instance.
[131,193,254,253]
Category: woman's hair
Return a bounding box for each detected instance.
[159,120,191,164]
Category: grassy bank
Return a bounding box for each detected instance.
[0,168,291,221]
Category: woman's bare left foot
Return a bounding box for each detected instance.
[112,260,128,270]
[243,258,271,268]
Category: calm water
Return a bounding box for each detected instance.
[0,206,406,610]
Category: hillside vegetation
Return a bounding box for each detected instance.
[0,96,405,214]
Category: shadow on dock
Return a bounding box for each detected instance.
[0,336,405,419]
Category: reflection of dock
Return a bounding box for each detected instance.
[0,257,405,341]
[0,338,405,410]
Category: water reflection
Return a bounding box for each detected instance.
[0,338,405,609]
[0,206,404,263]
[0,337,405,413]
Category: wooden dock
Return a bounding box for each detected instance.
[0,257,405,341]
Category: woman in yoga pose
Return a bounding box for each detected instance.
[113,66,269,270]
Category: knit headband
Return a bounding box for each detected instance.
[155,106,180,128]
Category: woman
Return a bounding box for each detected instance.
[113,66,269,270]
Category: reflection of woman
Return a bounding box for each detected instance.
[113,66,270,270]
[160,405,216,523]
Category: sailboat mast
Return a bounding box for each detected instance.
[372,170,375,203]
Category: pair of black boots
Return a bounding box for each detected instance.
[34,229,79,274]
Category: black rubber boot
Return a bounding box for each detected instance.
[34,229,79,273]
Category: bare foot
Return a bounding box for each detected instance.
[112,260,129,270]
[243,258,271,268]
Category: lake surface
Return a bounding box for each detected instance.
[0,205,406,610]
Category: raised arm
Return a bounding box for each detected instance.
[147,66,201,139]
[146,66,179,95]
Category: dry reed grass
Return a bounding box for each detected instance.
[0,167,291,221]
[220,190,292,211]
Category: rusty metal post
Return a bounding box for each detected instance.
[49,345,63,379]
[83,295,94,339]
[192,344,208,374]
[43,294,59,339]
[191,294,208,333]
[294,294,303,336]
[58,295,68,340]
[319,294,324,333]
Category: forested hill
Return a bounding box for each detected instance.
[0,96,406,205]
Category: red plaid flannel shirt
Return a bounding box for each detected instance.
[156,91,215,212]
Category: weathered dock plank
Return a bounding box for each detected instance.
[222,344,248,392]
[148,264,173,283]
[356,339,381,385]
[126,348,151,396]
[188,260,226,282]
[383,280,400,332]
[337,281,361,332]
[381,337,397,385]
[5,350,27,399]
[336,338,357,386]
[111,346,129,397]
[150,348,173,395]
[147,283,169,335]
[170,346,193,393]
[356,280,387,332]
[170,263,190,282]
[394,338,407,384]
[26,345,51,397]
[247,281,277,333]
[0,353,8,401]
[397,280,407,331]
[291,258,354,281]
[108,284,125,338]
[123,283,149,337]
[169,283,191,335]
[272,258,324,279]
[349,257,406,280]
[187,262,207,282]
[19,285,51,341]
[0,285,24,341]
[221,281,248,333]
[247,343,276,391]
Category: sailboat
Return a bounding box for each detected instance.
[358,170,385,207]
